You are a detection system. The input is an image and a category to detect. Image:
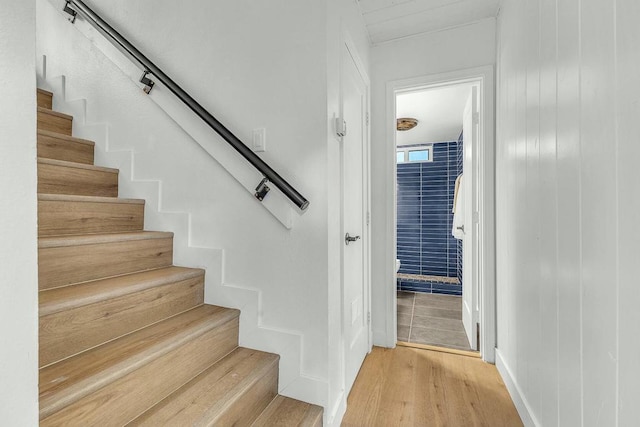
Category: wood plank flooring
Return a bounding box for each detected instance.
[342,346,523,427]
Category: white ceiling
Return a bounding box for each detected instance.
[357,0,500,44]
[395,83,472,146]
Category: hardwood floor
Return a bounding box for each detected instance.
[342,346,522,427]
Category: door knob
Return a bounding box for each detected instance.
[345,233,361,245]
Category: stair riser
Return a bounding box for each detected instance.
[39,237,173,290]
[39,275,205,368]
[38,90,53,109]
[38,162,118,197]
[38,111,72,136]
[40,318,240,425]
[38,133,94,165]
[38,199,144,237]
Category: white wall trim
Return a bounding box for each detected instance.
[382,65,496,361]
[326,390,346,427]
[495,349,539,427]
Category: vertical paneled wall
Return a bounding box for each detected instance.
[496,0,640,425]
[396,141,461,294]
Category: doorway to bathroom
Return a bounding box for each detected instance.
[387,67,495,359]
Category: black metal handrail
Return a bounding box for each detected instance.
[63,0,309,211]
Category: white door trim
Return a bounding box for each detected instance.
[384,65,496,362]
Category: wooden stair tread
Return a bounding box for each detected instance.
[39,266,205,368]
[39,305,239,418]
[38,194,144,237]
[38,107,73,136]
[39,231,172,249]
[38,231,174,290]
[38,157,119,197]
[37,130,95,165]
[38,157,117,174]
[252,395,324,427]
[38,193,142,204]
[38,88,53,97]
[37,106,73,120]
[38,129,95,146]
[129,347,279,426]
[40,266,204,316]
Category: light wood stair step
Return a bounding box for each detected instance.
[38,89,53,109]
[39,231,174,290]
[38,107,72,136]
[252,395,324,427]
[38,194,144,237]
[39,266,205,368]
[128,347,279,426]
[39,305,240,426]
[38,130,95,165]
[38,157,118,197]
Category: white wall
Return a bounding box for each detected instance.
[495,0,640,425]
[0,1,39,424]
[370,19,496,346]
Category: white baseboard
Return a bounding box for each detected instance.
[495,348,539,427]
[325,390,346,427]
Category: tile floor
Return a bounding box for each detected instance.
[397,291,473,351]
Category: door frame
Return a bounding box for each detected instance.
[340,32,372,378]
[384,65,496,362]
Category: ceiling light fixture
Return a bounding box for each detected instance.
[396,117,418,131]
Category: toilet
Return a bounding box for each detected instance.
[396,259,401,273]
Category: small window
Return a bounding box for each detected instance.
[396,145,433,164]
[408,149,429,162]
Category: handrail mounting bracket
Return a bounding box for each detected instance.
[140,71,155,94]
[63,1,77,23]
[254,178,270,202]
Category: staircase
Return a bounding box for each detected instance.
[36,88,323,426]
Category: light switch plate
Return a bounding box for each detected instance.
[252,128,266,152]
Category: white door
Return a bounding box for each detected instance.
[342,45,369,393]
[462,87,480,350]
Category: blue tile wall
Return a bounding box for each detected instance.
[397,140,463,295]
